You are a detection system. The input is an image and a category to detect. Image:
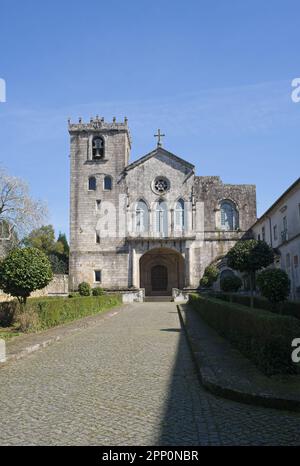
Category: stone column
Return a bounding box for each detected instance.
[151,208,157,238]
[170,209,174,237]
[131,244,139,288]
[126,208,131,237]
[184,243,193,288]
[128,242,133,287]
[186,203,193,236]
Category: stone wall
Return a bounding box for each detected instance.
[0,274,69,302]
[193,176,257,232]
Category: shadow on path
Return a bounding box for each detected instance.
[157,310,220,446]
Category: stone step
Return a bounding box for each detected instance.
[144,296,173,302]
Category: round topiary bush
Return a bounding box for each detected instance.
[78,282,91,296]
[220,275,243,292]
[0,247,53,305]
[257,268,290,307]
[92,287,105,296]
[200,264,219,288]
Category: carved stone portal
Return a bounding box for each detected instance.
[139,248,185,296]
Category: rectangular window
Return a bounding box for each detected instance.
[96,233,100,244]
[94,270,101,283]
[257,234,261,241]
[273,225,278,241]
[88,176,96,191]
[262,226,265,242]
[104,176,112,190]
[294,255,299,268]
[282,216,288,242]
[286,253,291,269]
[283,216,288,232]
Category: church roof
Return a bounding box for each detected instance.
[124,147,195,172]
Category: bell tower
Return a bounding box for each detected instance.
[68,116,131,290]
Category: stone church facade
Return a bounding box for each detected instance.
[69,117,257,295]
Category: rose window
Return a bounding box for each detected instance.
[153,177,170,195]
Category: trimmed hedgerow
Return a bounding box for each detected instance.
[189,294,300,375]
[31,295,121,329]
[0,300,18,327]
[209,291,300,319]
[0,294,122,331]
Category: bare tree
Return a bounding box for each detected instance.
[0,169,47,252]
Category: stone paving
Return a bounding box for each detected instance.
[0,302,300,445]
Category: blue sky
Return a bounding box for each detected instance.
[0,0,299,238]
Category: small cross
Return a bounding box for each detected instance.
[154,129,165,147]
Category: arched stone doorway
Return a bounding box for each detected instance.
[140,248,185,296]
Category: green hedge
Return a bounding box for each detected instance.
[209,291,300,319]
[0,295,122,330]
[0,301,18,327]
[189,293,300,375]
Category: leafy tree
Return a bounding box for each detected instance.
[23,225,56,254]
[56,232,69,256]
[0,247,53,306]
[23,225,69,274]
[227,239,274,306]
[200,264,219,288]
[220,275,243,292]
[257,268,290,309]
[54,232,69,273]
[48,253,68,274]
[78,282,91,296]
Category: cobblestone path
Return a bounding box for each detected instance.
[0,302,300,445]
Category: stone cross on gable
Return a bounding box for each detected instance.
[154,129,165,147]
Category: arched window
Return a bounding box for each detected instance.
[220,200,239,231]
[175,199,185,231]
[92,137,104,159]
[220,269,235,281]
[104,175,112,190]
[156,200,168,236]
[136,200,149,233]
[88,176,96,191]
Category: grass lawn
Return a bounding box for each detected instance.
[0,328,21,341]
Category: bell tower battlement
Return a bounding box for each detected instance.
[68,115,131,169]
[68,116,131,144]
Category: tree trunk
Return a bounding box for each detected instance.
[249,271,255,308]
[17,295,27,311]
